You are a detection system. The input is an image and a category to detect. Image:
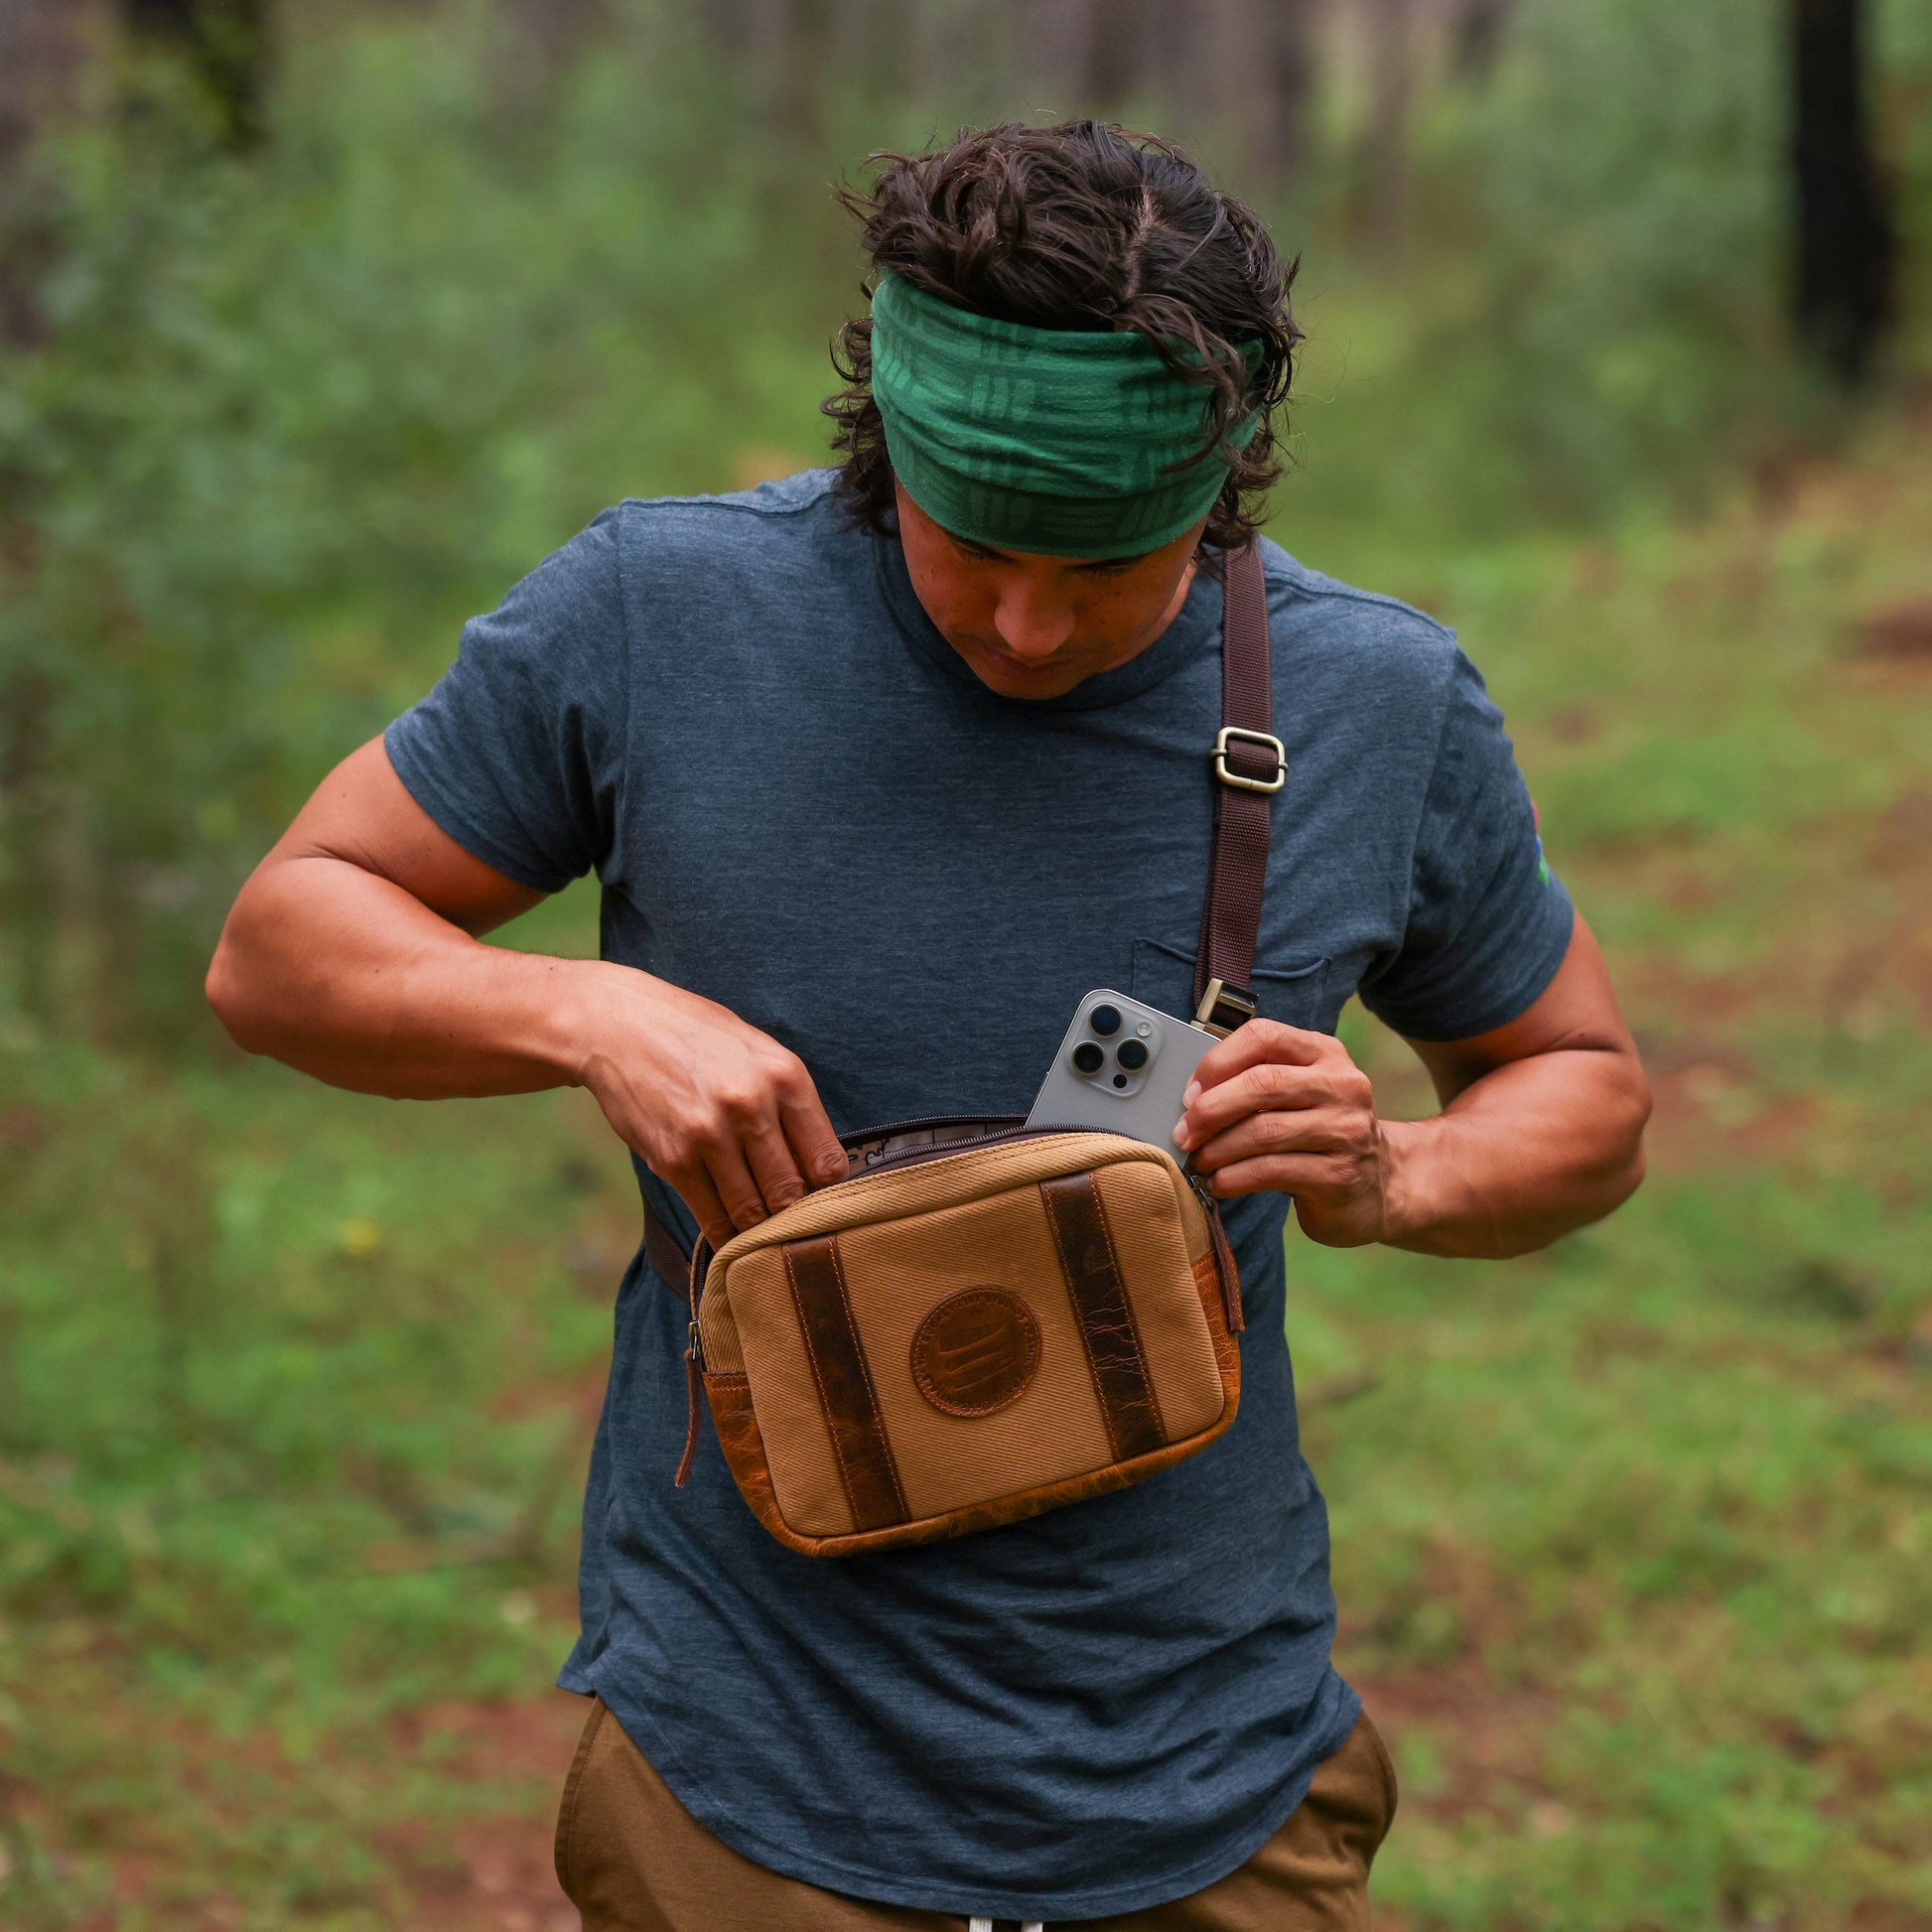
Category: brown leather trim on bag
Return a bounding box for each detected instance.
[1192,1253,1240,1388]
[704,1372,797,1545]
[1205,1199,1245,1333]
[1039,1173,1167,1461]
[781,1234,908,1531]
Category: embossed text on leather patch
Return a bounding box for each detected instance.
[910,1288,1041,1418]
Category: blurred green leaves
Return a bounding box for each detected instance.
[0,11,837,1043]
[0,5,1929,1921]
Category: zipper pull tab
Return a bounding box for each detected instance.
[1189,1171,1245,1334]
[675,1318,706,1488]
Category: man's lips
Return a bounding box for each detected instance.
[969,638,1081,676]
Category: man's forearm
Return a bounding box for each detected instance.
[1378,1046,1649,1259]
[207,854,597,1098]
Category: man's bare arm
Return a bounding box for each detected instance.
[207,738,564,1095]
[207,739,849,1246]
[1174,919,1650,1259]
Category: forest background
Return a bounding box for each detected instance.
[1,2,1929,1927]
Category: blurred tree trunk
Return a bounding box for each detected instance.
[1087,0,1166,107]
[1361,0,1413,265]
[770,0,833,142]
[1450,0,1512,80]
[508,0,608,70]
[1,0,83,177]
[1,0,102,341]
[699,0,833,141]
[1187,0,1316,184]
[118,0,271,147]
[1026,0,1104,108]
[1022,0,1167,112]
[1790,0,1894,386]
[829,0,908,102]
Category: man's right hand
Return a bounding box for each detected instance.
[570,968,849,1250]
[207,738,847,1254]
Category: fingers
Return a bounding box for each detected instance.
[1187,1105,1359,1174]
[585,982,853,1246]
[728,1068,849,1229]
[1200,1152,1349,1199]
[672,1166,738,1254]
[1176,1059,1349,1151]
[778,1087,852,1192]
[699,1134,778,1239]
[740,1113,812,1217]
[693,1059,848,1243]
[1183,1020,1331,1104]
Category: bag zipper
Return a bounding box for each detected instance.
[1190,1171,1245,1333]
[846,1120,1086,1179]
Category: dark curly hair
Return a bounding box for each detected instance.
[823,120,1301,555]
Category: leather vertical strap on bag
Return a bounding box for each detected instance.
[650,542,1283,1556]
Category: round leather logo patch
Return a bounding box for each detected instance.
[910,1288,1041,1418]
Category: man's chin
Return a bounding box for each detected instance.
[957,645,1090,699]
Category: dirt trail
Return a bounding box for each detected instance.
[395,1691,585,1930]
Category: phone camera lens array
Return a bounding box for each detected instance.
[1073,1006,1153,1086]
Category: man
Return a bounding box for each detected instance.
[208,123,1648,1930]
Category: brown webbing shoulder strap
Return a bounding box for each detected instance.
[1191,541,1283,1036]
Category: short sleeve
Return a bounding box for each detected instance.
[383,509,627,894]
[1358,648,1575,1042]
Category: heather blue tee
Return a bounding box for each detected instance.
[385,471,1572,1921]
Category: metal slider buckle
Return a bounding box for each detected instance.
[1193,976,1258,1038]
[1211,725,1287,793]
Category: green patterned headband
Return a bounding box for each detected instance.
[869,272,1263,560]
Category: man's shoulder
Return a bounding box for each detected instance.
[610,468,851,559]
[1259,538,1455,660]
[1256,536,1465,722]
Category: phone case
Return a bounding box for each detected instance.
[1025,989,1216,1151]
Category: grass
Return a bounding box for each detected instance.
[5,408,1931,1929]
[1310,410,1932,1931]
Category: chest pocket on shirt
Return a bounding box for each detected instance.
[1131,937,1336,1035]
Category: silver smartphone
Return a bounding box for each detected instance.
[1025,988,1216,1150]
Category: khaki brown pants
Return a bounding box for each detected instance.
[555,1699,1397,1931]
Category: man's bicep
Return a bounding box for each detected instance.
[1402,916,1639,1106]
[266,737,548,935]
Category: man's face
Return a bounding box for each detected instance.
[895,483,1209,701]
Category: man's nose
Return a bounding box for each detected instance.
[991,582,1076,659]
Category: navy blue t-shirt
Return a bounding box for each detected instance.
[385,471,1573,1920]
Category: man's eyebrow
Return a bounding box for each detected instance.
[954,534,1156,570]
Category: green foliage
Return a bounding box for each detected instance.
[1,1039,618,1925]
[1467,0,1787,508]
[0,14,840,1042]
[2,3,1929,1924]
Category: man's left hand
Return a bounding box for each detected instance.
[1173,1021,1390,1247]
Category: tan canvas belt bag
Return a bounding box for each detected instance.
[645,543,1285,1557]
